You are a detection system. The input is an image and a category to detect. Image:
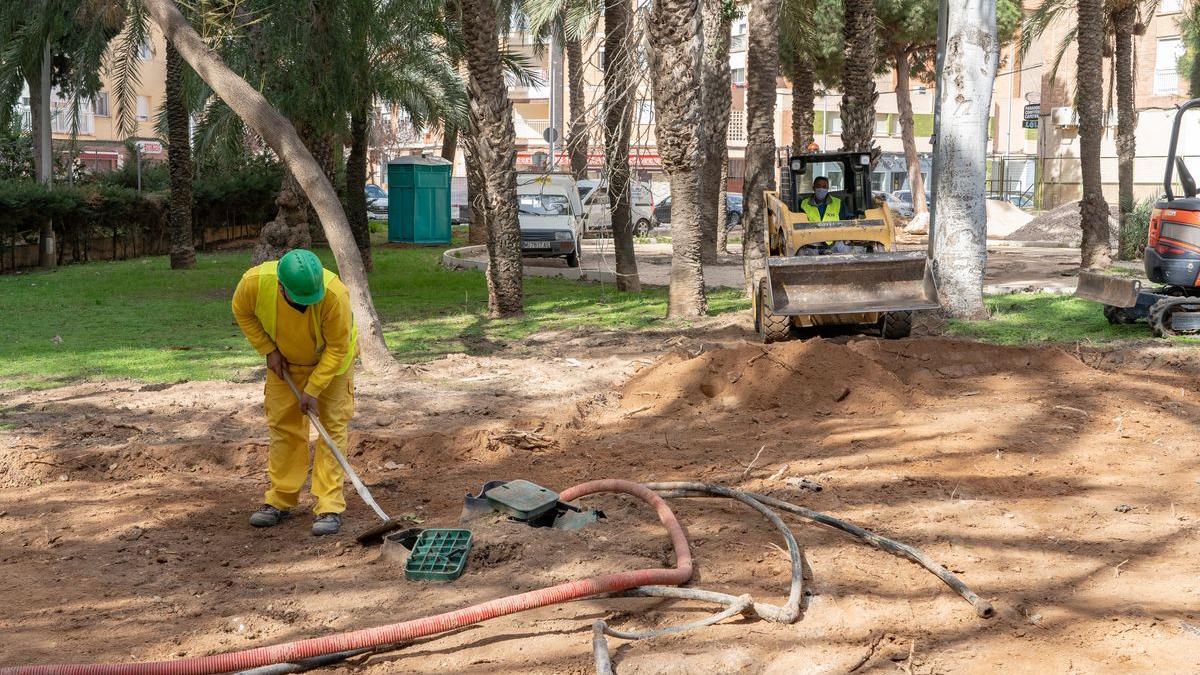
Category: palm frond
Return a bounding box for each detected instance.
[109,1,149,139]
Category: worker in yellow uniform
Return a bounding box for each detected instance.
[232,249,358,536]
[800,176,853,254]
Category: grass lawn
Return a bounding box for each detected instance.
[0,241,749,390]
[946,293,1197,345]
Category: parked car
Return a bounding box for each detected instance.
[891,189,932,214]
[516,173,584,267]
[365,184,388,220]
[654,194,743,230]
[880,191,913,219]
[578,180,656,236]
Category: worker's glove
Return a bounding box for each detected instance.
[266,349,288,379]
[299,392,321,417]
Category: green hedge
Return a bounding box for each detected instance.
[0,162,282,267]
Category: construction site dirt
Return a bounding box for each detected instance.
[2,320,1198,674]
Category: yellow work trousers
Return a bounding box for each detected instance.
[262,366,354,515]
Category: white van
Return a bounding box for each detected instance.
[578,179,656,236]
[516,173,584,267]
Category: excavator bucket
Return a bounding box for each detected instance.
[1074,270,1141,308]
[765,251,939,316]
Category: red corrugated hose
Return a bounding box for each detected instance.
[4,479,692,675]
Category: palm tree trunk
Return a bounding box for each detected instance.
[462,0,523,317]
[840,0,878,154]
[441,124,458,162]
[892,43,928,217]
[462,130,489,246]
[30,39,54,270]
[649,0,706,316]
[1114,4,1137,261]
[1077,0,1111,269]
[565,37,590,182]
[716,157,730,253]
[741,0,780,297]
[347,99,373,272]
[605,0,640,292]
[165,42,196,270]
[929,0,998,319]
[790,57,814,151]
[699,0,732,265]
[140,0,394,371]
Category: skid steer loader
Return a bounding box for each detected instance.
[753,151,940,343]
[1074,98,1200,337]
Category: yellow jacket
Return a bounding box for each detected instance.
[232,261,357,397]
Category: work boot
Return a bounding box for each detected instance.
[249,504,290,528]
[312,513,342,536]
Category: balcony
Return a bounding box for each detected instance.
[1154,69,1179,96]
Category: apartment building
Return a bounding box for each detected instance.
[16,25,168,172]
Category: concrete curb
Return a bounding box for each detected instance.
[441,244,618,283]
[987,240,1078,249]
[983,284,1076,296]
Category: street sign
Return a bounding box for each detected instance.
[1022,104,1040,130]
[135,140,163,154]
[1024,91,1041,104]
[542,127,559,144]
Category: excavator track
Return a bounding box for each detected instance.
[1149,296,1200,337]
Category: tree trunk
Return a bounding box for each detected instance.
[929,0,998,319]
[699,0,732,265]
[347,99,373,272]
[1077,0,1111,269]
[649,0,706,316]
[462,0,523,317]
[893,43,928,217]
[139,0,393,371]
[840,0,878,154]
[565,37,590,182]
[790,56,814,151]
[441,124,458,162]
[165,42,196,270]
[31,39,55,270]
[1114,4,1137,261]
[605,0,640,292]
[741,0,780,297]
[716,157,730,253]
[462,130,489,246]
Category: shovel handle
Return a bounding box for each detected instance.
[280,370,391,522]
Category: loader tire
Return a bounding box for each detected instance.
[879,311,913,339]
[757,279,792,343]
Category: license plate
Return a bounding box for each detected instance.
[524,241,553,249]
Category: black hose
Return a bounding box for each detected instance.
[647,482,995,619]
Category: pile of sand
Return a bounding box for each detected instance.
[986,199,1034,238]
[1006,200,1119,244]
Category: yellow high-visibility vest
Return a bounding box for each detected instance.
[800,195,842,222]
[253,261,358,376]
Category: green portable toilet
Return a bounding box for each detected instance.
[387,156,452,245]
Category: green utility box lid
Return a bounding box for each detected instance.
[386,155,452,245]
[484,480,560,520]
[404,529,473,582]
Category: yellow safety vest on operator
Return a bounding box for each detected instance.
[800,195,842,223]
[253,261,358,376]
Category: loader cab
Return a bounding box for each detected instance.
[786,152,874,219]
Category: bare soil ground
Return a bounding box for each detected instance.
[2,319,1199,674]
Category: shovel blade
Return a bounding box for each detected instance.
[1074,270,1141,308]
[766,251,938,316]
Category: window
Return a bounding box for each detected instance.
[137,40,152,60]
[1155,37,1186,94]
[727,108,746,142]
[598,46,605,70]
[1160,0,1181,13]
[874,114,890,136]
[730,20,748,52]
[828,111,843,135]
[136,96,150,121]
[93,92,109,117]
[730,68,745,86]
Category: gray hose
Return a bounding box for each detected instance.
[234,649,372,675]
[647,482,995,619]
[592,622,615,675]
[601,594,753,640]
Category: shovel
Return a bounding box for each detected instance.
[281,370,406,546]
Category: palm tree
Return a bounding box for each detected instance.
[462,0,523,316]
[139,0,394,370]
[699,0,733,264]
[164,41,195,269]
[1077,0,1112,269]
[564,35,589,181]
[929,0,998,317]
[603,0,641,291]
[741,0,780,297]
[839,0,877,154]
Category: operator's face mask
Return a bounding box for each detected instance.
[814,187,829,200]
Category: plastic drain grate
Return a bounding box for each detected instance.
[404,528,473,582]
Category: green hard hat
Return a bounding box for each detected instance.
[277,249,326,305]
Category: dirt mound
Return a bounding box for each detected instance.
[619,339,911,417]
[1007,200,1118,244]
[986,199,1034,238]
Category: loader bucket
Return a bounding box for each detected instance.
[765,251,939,316]
[1074,270,1141,308]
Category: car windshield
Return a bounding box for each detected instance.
[365,186,385,198]
[518,193,572,216]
